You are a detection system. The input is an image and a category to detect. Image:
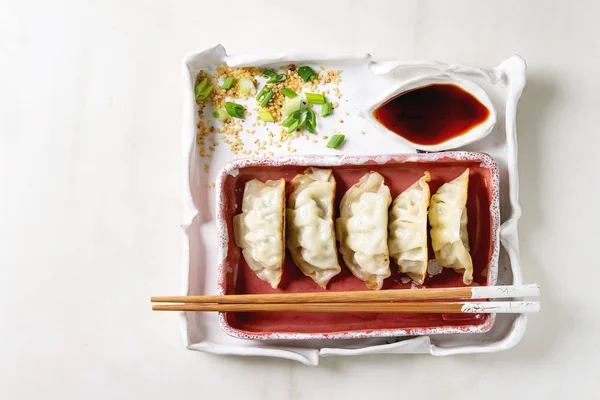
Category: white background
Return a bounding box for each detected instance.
[1,0,598,398]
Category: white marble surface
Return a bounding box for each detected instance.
[0,0,598,398]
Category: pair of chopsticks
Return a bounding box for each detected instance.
[151,284,540,314]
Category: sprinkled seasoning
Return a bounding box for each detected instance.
[195,66,343,159]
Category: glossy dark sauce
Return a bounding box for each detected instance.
[373,84,490,145]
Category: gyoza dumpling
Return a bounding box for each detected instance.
[429,169,473,285]
[336,172,392,290]
[388,172,431,285]
[286,168,341,288]
[233,179,285,288]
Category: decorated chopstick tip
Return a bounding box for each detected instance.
[461,301,540,314]
[470,284,541,299]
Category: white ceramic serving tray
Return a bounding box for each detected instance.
[180,45,527,365]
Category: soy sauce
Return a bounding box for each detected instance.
[373,84,490,146]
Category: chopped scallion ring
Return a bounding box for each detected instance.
[195,78,210,100]
[225,102,245,119]
[259,91,274,107]
[321,102,333,117]
[286,119,300,133]
[305,92,326,104]
[326,134,345,149]
[258,110,274,122]
[212,108,229,121]
[298,66,317,82]
[256,86,268,101]
[281,115,297,128]
[280,88,298,98]
[237,77,256,95]
[195,78,207,98]
[221,77,235,90]
[283,96,303,116]
[262,70,286,83]
[305,109,317,133]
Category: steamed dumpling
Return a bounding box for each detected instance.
[233,179,285,288]
[429,169,473,285]
[286,168,341,288]
[388,172,431,285]
[336,172,392,290]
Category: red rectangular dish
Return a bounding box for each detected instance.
[215,152,500,340]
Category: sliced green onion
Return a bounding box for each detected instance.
[225,101,245,119]
[326,134,345,149]
[298,109,308,127]
[260,91,274,107]
[305,109,317,133]
[212,108,229,121]
[195,78,208,100]
[286,119,300,133]
[196,85,214,100]
[262,70,277,80]
[262,70,286,83]
[221,77,235,90]
[256,86,268,100]
[283,95,303,116]
[258,110,274,122]
[281,114,297,128]
[280,88,298,98]
[305,92,326,104]
[321,102,333,117]
[281,110,302,127]
[298,66,317,82]
[237,77,256,95]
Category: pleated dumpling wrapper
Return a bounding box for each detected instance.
[233,178,286,289]
[388,172,431,285]
[286,168,341,288]
[336,171,392,290]
[429,169,473,285]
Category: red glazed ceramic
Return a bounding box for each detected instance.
[215,152,500,340]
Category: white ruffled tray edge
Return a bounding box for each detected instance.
[177,45,527,365]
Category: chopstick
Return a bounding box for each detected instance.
[152,301,540,314]
[151,284,539,304]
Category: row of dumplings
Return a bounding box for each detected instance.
[233,167,474,290]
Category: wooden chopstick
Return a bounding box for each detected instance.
[151,284,539,304]
[152,301,540,314]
